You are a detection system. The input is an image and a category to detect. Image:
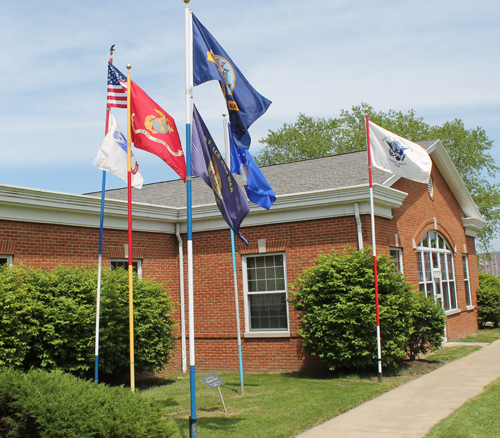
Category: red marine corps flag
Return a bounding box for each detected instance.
[129,80,187,182]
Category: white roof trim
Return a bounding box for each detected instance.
[428,140,484,222]
[0,182,408,235]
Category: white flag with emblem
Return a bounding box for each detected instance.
[94,114,144,189]
[369,121,432,183]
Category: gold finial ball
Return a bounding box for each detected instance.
[222,112,227,117]
[184,0,190,4]
[126,63,132,70]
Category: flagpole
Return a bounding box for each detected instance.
[365,114,383,383]
[95,122,108,383]
[95,47,116,383]
[223,115,245,396]
[126,63,136,392]
[185,2,197,437]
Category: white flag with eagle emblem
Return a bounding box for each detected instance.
[93,114,144,189]
[369,121,432,183]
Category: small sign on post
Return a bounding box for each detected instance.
[199,373,227,413]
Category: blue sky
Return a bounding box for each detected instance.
[1,0,500,246]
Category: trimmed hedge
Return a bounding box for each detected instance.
[0,368,176,438]
[289,247,445,371]
[0,264,176,382]
[477,272,500,328]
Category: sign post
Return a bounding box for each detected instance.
[199,373,227,414]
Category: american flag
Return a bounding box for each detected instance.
[107,62,127,108]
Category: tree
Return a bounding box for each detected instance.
[255,113,339,165]
[256,104,500,249]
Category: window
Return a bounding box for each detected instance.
[463,255,472,307]
[110,259,142,277]
[0,255,13,266]
[417,231,457,311]
[390,248,403,273]
[243,253,289,332]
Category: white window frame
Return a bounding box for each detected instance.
[417,231,458,313]
[242,252,290,337]
[462,254,473,309]
[0,255,13,266]
[390,247,403,273]
[110,258,142,278]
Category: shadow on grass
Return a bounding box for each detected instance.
[135,377,177,390]
[173,416,244,438]
[223,382,260,394]
[279,357,446,382]
[153,397,179,407]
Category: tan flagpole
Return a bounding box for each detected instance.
[126,63,136,392]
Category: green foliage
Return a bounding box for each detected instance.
[256,105,500,249]
[0,264,176,382]
[0,368,176,438]
[477,273,500,328]
[256,113,339,164]
[289,247,416,371]
[405,292,446,360]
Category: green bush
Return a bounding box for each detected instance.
[289,247,445,371]
[405,292,446,360]
[289,247,416,371]
[477,272,500,328]
[0,368,176,438]
[0,264,176,382]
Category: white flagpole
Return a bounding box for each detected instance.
[185,2,197,437]
[176,223,187,373]
[365,114,383,383]
[223,115,245,396]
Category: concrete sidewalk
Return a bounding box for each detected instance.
[297,339,500,438]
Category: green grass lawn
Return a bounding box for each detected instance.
[139,345,482,438]
[454,326,500,344]
[425,377,500,438]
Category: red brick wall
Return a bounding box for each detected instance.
[0,162,480,374]
[0,220,180,285]
[171,164,479,372]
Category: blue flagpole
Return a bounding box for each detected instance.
[185,3,197,437]
[230,230,245,394]
[95,55,113,381]
[95,168,106,382]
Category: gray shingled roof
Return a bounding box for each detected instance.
[85,150,394,208]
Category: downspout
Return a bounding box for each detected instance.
[176,222,187,373]
[354,202,363,249]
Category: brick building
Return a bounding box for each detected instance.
[0,139,484,372]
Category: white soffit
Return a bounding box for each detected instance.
[0,182,407,236]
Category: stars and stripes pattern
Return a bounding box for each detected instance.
[107,62,127,108]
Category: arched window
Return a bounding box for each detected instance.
[416,231,457,311]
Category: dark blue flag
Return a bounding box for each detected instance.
[192,14,271,150]
[191,105,250,245]
[229,124,276,210]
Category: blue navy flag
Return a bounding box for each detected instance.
[192,14,271,150]
[191,105,250,245]
[229,125,276,210]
